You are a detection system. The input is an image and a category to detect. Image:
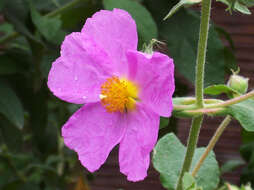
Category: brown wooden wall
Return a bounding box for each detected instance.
[87,3,254,190]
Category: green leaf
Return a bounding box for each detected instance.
[220,160,245,174]
[183,173,196,190]
[160,117,169,129]
[159,9,225,86]
[0,54,22,75]
[164,0,201,20]
[234,1,251,14]
[2,0,38,42]
[227,99,254,131]
[240,0,254,7]
[0,23,15,39]
[241,129,254,144]
[183,173,203,190]
[103,0,158,45]
[29,2,63,44]
[0,119,23,152]
[0,81,24,129]
[204,84,239,96]
[153,133,220,190]
[59,0,96,30]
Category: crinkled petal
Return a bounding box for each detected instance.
[82,9,138,75]
[126,50,175,117]
[62,103,125,172]
[119,105,160,181]
[48,32,113,104]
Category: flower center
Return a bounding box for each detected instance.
[100,76,139,113]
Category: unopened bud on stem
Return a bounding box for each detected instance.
[227,74,249,95]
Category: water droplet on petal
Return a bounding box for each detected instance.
[82,96,87,99]
[74,76,78,81]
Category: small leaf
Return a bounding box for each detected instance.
[204,84,239,96]
[0,81,24,129]
[227,99,254,131]
[29,2,63,44]
[0,23,15,40]
[183,173,195,190]
[103,0,158,45]
[153,133,220,190]
[234,1,251,14]
[164,0,201,20]
[183,173,203,190]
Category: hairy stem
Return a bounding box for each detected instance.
[207,90,254,108]
[195,0,212,108]
[176,0,212,188]
[185,90,254,114]
[191,116,232,176]
[175,116,203,190]
[0,0,83,45]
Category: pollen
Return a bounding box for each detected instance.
[100,76,139,113]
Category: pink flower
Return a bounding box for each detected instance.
[47,9,174,181]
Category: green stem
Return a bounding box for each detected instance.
[185,90,254,114]
[206,90,254,108]
[191,115,232,177]
[0,0,83,45]
[46,0,82,18]
[176,0,212,188]
[175,116,203,190]
[57,135,65,176]
[195,0,212,108]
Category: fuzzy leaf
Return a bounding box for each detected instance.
[227,99,254,131]
[0,81,24,129]
[153,133,220,190]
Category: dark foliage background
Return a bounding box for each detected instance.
[0,0,253,189]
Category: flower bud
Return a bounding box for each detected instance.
[227,74,249,94]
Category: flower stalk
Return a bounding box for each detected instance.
[195,0,212,108]
[175,0,212,188]
[175,116,203,190]
[191,115,232,177]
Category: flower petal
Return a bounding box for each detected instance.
[48,32,113,104]
[119,105,160,181]
[62,103,125,172]
[82,9,138,75]
[126,50,175,117]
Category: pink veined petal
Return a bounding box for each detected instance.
[126,50,175,117]
[81,9,138,76]
[119,105,160,181]
[48,32,113,104]
[62,103,125,172]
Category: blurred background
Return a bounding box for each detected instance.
[0,0,254,189]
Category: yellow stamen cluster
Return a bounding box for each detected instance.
[100,76,139,113]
